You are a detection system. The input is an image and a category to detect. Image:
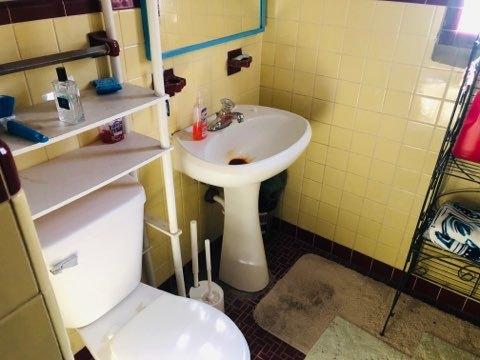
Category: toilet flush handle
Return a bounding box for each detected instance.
[50,253,78,275]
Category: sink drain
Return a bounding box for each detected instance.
[228,158,249,165]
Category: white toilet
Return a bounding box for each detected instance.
[35,175,250,360]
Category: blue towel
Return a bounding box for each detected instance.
[0,95,15,118]
[91,77,122,95]
[427,203,480,263]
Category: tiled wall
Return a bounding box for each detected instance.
[261,0,465,269]
[160,0,259,51]
[0,7,261,289]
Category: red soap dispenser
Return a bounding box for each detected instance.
[192,92,207,141]
[452,92,480,162]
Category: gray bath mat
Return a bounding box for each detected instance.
[253,254,480,356]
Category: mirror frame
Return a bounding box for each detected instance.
[141,0,267,60]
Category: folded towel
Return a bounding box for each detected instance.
[427,202,480,263]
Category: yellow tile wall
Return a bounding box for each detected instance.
[261,0,464,269]
[0,9,261,288]
[159,0,260,51]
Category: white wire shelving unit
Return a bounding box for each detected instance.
[0,0,186,298]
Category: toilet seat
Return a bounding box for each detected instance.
[110,291,249,360]
[77,284,249,360]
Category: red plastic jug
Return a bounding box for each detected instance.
[452,91,480,162]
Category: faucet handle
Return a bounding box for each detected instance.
[220,98,235,112]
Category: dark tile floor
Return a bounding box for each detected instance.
[75,229,311,360]
[162,229,310,360]
[218,232,309,360]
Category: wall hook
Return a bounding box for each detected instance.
[227,48,253,76]
[163,69,187,97]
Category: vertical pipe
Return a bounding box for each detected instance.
[190,220,199,288]
[100,0,131,136]
[100,0,123,83]
[146,0,186,296]
[101,0,155,286]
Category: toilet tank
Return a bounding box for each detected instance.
[35,176,146,328]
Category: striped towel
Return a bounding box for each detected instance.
[427,203,480,263]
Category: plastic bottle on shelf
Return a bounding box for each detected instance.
[452,92,480,163]
[192,92,207,141]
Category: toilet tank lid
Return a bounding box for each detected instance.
[35,175,145,248]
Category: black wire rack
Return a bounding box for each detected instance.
[445,155,480,184]
[413,239,480,299]
[381,36,480,335]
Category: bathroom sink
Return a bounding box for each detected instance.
[173,105,311,291]
[174,105,311,187]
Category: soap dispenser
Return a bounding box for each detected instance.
[192,92,207,141]
[52,67,85,125]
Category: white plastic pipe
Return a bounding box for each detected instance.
[101,0,153,282]
[100,0,123,84]
[190,220,199,288]
[146,0,186,297]
[100,0,131,135]
[213,195,225,209]
[205,239,214,302]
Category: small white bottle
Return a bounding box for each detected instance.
[192,92,207,140]
[52,67,85,125]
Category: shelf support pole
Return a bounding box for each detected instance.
[100,0,123,84]
[146,0,186,297]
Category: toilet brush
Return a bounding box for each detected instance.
[188,225,225,312]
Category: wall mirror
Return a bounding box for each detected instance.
[142,0,266,59]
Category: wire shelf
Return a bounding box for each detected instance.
[412,239,480,300]
[381,36,480,335]
[444,155,480,185]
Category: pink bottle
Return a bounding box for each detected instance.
[452,92,480,162]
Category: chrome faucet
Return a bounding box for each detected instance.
[207,98,245,131]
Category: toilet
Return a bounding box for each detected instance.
[35,175,250,360]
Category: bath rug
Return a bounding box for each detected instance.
[304,319,478,360]
[413,333,478,360]
[305,316,408,360]
[253,254,480,357]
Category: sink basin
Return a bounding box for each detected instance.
[173,105,311,291]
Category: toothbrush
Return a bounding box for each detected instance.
[205,239,215,303]
[2,119,49,143]
[190,220,199,288]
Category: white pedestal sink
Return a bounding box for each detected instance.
[173,105,311,292]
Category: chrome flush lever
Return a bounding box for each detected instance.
[50,253,78,275]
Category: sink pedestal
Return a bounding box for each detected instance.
[219,183,269,292]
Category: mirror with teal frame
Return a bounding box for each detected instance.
[141,0,267,60]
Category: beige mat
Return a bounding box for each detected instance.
[254,254,480,357]
[305,317,478,360]
[413,333,478,360]
[305,316,408,360]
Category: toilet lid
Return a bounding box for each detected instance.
[110,292,250,360]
